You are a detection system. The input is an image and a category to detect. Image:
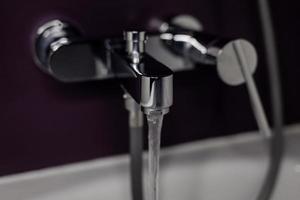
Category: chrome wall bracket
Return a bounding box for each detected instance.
[34,20,113,82]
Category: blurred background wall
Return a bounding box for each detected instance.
[0,0,299,175]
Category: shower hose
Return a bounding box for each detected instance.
[124,94,144,200]
[255,0,285,200]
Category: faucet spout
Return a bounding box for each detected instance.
[108,31,173,115]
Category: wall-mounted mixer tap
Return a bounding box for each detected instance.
[33,16,272,200]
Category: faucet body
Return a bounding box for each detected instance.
[33,16,257,113]
[106,32,173,114]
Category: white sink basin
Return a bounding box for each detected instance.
[1,124,300,200]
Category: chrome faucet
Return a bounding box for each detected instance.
[33,16,276,200]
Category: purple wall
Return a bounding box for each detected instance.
[0,0,299,175]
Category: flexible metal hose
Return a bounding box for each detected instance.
[129,126,144,200]
[256,0,285,199]
[124,94,144,200]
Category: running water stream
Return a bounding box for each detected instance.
[146,112,164,200]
